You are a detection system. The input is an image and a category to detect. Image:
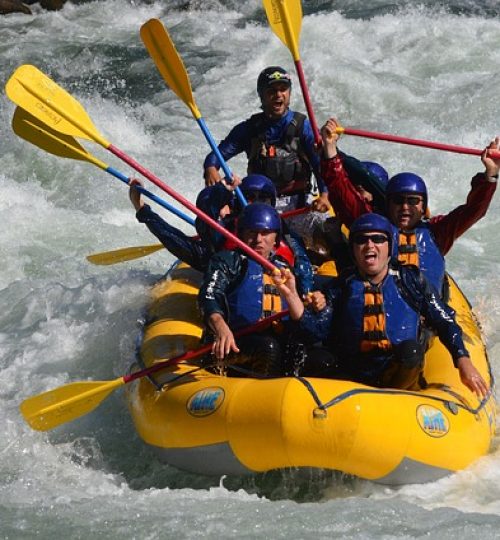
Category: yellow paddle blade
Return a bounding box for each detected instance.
[263,0,302,61]
[86,243,165,265]
[12,107,107,170]
[5,64,110,147]
[140,18,202,119]
[20,378,125,431]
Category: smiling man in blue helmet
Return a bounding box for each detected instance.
[198,203,291,376]
[203,66,330,215]
[196,173,315,296]
[273,213,489,397]
[320,118,500,294]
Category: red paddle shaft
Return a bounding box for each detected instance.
[340,127,500,159]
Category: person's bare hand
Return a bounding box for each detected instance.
[129,178,144,211]
[204,166,222,186]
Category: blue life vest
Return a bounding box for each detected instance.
[227,258,288,329]
[335,269,420,359]
[393,222,445,293]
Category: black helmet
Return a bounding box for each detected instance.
[257,66,292,97]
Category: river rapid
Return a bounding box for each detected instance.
[1,1,500,538]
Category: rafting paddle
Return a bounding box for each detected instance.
[263,1,500,161]
[20,309,289,431]
[140,18,248,207]
[84,205,312,265]
[86,243,165,265]
[11,99,310,267]
[263,0,321,146]
[5,65,276,273]
[335,125,500,159]
[12,107,196,227]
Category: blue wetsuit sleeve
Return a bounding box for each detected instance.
[422,294,470,364]
[283,225,314,295]
[203,120,250,170]
[404,268,470,364]
[296,282,342,341]
[298,304,334,342]
[136,204,209,271]
[198,251,242,322]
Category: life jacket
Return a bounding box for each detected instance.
[247,111,312,195]
[335,268,420,358]
[227,257,288,329]
[394,223,445,293]
[360,281,391,353]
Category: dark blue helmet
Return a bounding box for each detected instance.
[349,213,394,252]
[362,161,389,187]
[238,203,281,235]
[241,174,277,207]
[257,66,292,97]
[195,186,212,213]
[386,172,428,210]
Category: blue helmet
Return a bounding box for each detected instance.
[257,66,292,97]
[386,172,428,210]
[241,174,277,207]
[238,203,281,235]
[349,213,394,251]
[362,161,389,187]
[195,186,212,213]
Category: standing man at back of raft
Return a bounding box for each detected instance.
[203,66,331,221]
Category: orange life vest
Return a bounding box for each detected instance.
[360,281,391,353]
[397,230,419,267]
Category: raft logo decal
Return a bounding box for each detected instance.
[187,387,225,417]
[416,405,449,437]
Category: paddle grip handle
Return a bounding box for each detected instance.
[106,166,196,226]
[122,309,289,383]
[107,144,275,272]
[196,117,248,207]
[342,128,500,159]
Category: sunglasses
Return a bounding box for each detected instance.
[390,194,424,206]
[352,234,389,245]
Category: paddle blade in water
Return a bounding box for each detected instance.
[263,0,302,60]
[20,379,124,431]
[5,64,109,146]
[140,18,201,118]
[86,244,165,265]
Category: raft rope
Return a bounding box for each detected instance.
[133,321,494,417]
[138,353,493,416]
[295,376,493,417]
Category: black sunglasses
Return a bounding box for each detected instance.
[352,233,389,245]
[390,194,423,206]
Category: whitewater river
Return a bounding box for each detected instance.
[1,0,500,538]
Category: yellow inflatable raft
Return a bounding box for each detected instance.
[126,262,496,485]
